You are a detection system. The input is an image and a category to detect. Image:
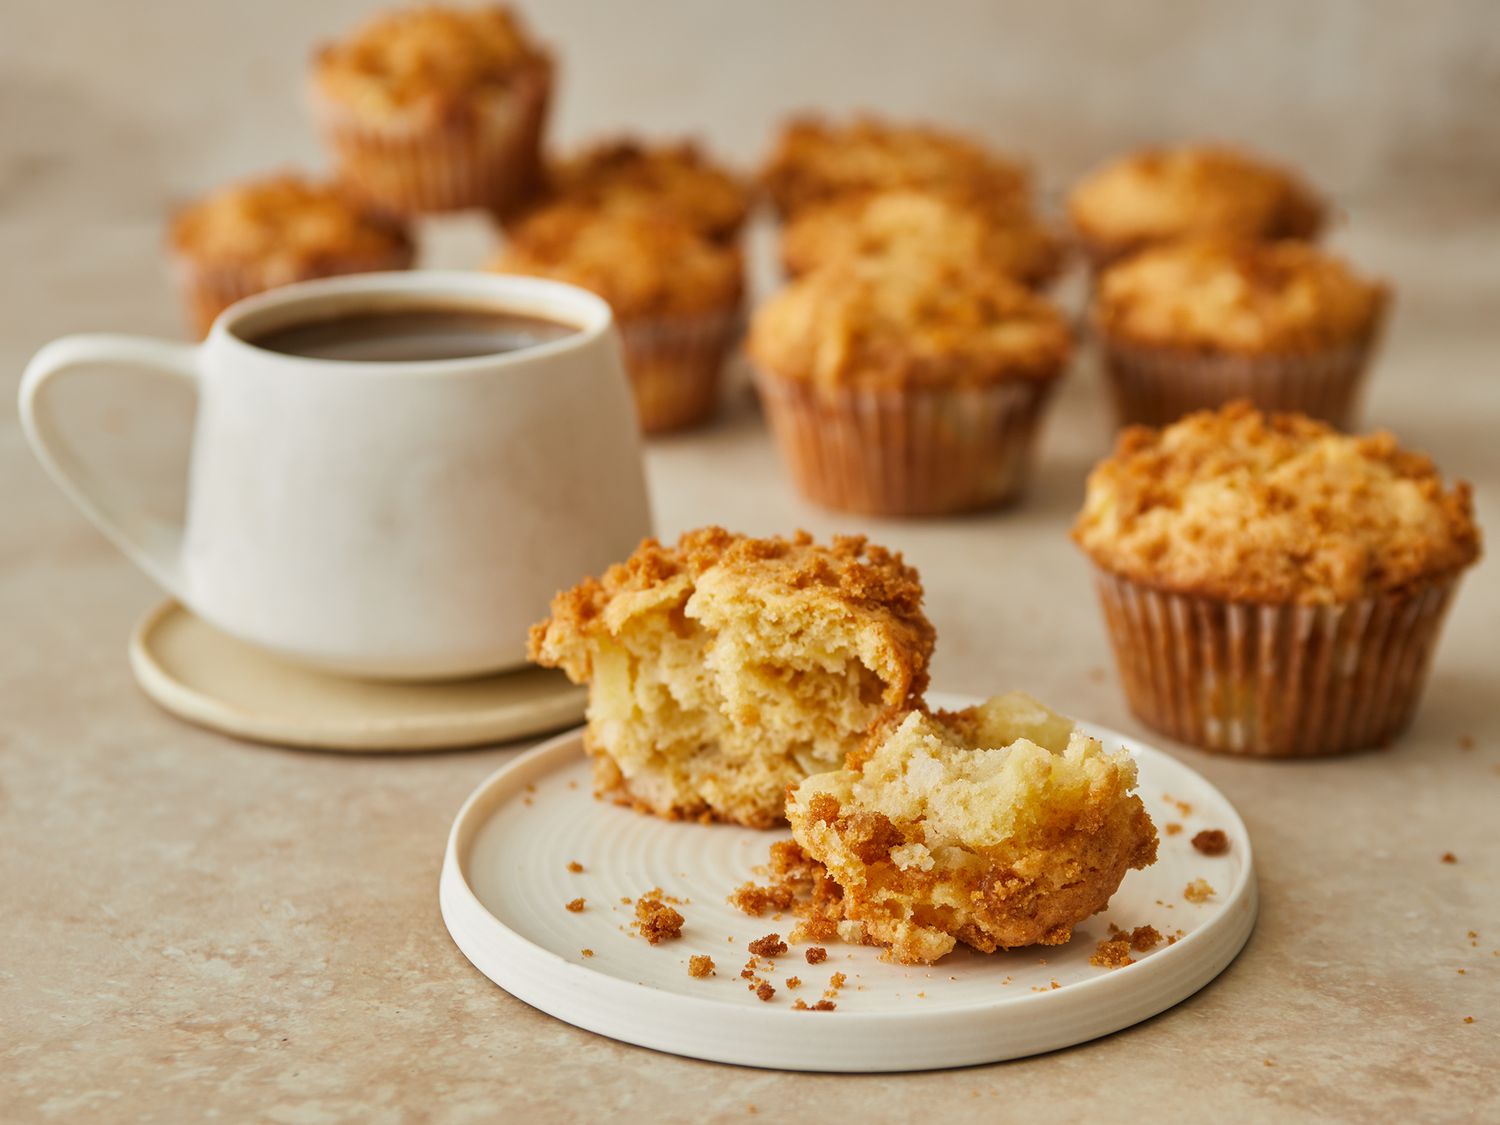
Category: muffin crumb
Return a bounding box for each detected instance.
[567,861,584,873]
[748,933,788,957]
[755,981,775,1002]
[688,955,715,978]
[1442,853,1458,864]
[805,947,828,964]
[1184,879,1216,904]
[634,893,685,943]
[581,949,594,958]
[565,898,585,913]
[1192,829,1230,856]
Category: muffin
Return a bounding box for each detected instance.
[310,4,554,217]
[1073,402,1481,757]
[787,692,1158,964]
[167,173,414,337]
[779,188,1063,289]
[1067,143,1325,270]
[761,116,1028,219]
[541,138,750,242]
[528,527,936,828]
[1092,238,1390,428]
[494,204,743,432]
[749,254,1072,516]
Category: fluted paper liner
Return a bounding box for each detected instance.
[756,373,1057,516]
[311,70,550,217]
[1091,568,1460,757]
[1099,333,1380,430]
[617,307,741,434]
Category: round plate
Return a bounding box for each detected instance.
[129,600,586,752]
[439,694,1257,1071]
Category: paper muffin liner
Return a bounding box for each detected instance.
[1090,567,1461,758]
[755,372,1058,516]
[311,69,551,218]
[170,245,416,338]
[617,306,742,434]
[1098,332,1380,430]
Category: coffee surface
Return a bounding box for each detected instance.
[245,306,577,362]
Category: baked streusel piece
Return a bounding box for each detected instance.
[529,528,935,827]
[779,187,1062,289]
[544,138,749,242]
[761,116,1028,218]
[1067,143,1324,267]
[787,692,1158,964]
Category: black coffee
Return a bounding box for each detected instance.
[245,305,577,362]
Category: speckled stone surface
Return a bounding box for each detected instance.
[4,2,1499,1119]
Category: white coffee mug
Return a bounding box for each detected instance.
[19,271,653,680]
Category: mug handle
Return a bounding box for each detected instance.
[19,334,200,598]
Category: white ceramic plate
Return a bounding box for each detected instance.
[131,600,586,752]
[440,694,1257,1071]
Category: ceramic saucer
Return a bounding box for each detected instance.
[130,600,586,752]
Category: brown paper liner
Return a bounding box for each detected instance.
[310,68,551,218]
[1098,332,1380,430]
[1090,568,1461,757]
[755,372,1058,516]
[171,245,416,338]
[616,307,742,434]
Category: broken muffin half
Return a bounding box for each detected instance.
[528,527,936,827]
[787,692,1158,963]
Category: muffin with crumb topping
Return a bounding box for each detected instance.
[529,527,935,827]
[1073,401,1481,757]
[779,188,1063,289]
[495,204,742,432]
[788,691,1158,964]
[310,4,553,217]
[1092,238,1389,428]
[749,253,1071,515]
[168,172,414,337]
[542,138,749,242]
[1067,144,1324,269]
[761,116,1028,219]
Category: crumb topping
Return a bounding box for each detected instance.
[634,893,685,943]
[1067,144,1324,260]
[1073,401,1481,604]
[1094,238,1388,354]
[749,254,1071,390]
[761,115,1028,217]
[545,138,748,241]
[313,4,551,117]
[779,188,1062,288]
[495,203,742,319]
[688,954,715,978]
[170,173,412,278]
[1191,829,1230,856]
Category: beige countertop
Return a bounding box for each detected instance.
[3,202,1497,1123]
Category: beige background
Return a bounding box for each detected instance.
[3,2,1499,1122]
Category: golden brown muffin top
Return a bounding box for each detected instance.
[1067,144,1324,260]
[169,173,412,277]
[529,526,935,694]
[1093,238,1388,354]
[779,188,1062,288]
[749,255,1071,390]
[1073,401,1481,604]
[312,4,551,118]
[494,204,742,320]
[761,116,1028,218]
[545,138,750,242]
